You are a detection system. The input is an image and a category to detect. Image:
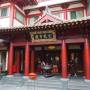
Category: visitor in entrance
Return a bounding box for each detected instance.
[37,60,42,74]
[69,53,77,77]
[0,63,2,74]
[41,60,53,77]
[52,56,59,73]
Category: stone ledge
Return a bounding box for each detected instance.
[6,75,14,77]
[85,79,90,82]
[61,78,69,81]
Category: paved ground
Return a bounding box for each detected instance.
[0,75,89,90]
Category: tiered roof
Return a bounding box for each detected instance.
[0,17,90,34]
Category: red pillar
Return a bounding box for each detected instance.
[64,8,67,20]
[24,44,30,76]
[31,50,35,73]
[24,16,28,26]
[61,40,68,78]
[84,38,90,79]
[16,50,20,73]
[8,43,14,75]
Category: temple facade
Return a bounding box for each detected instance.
[0,0,90,80]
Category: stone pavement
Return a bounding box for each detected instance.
[0,75,89,90]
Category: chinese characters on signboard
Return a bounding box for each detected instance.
[30,30,56,42]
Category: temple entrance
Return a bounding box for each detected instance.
[0,51,7,73]
[34,45,61,77]
[68,44,84,77]
[13,47,25,74]
[19,48,25,73]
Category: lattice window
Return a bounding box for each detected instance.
[70,10,83,19]
[16,10,24,23]
[88,0,90,15]
[0,7,8,17]
[29,16,39,26]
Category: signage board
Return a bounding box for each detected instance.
[30,30,56,42]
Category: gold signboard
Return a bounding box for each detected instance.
[30,30,56,42]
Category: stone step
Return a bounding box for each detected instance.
[0,76,63,89]
[68,82,87,86]
[3,76,89,90]
[68,83,87,86]
[1,76,26,81]
[23,83,62,89]
[68,86,88,89]
[68,88,86,90]
[1,76,60,83]
[68,79,88,90]
[68,85,88,88]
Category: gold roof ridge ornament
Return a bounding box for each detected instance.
[44,5,51,15]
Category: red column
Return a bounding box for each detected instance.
[8,43,14,75]
[24,44,30,76]
[24,16,28,26]
[61,40,68,78]
[84,38,90,79]
[31,50,35,73]
[16,50,20,73]
[64,8,67,20]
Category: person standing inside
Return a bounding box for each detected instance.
[69,53,76,76]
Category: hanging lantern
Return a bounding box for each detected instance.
[48,46,55,50]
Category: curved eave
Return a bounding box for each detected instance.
[0,19,90,33]
[0,0,38,7]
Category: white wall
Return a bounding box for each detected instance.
[60,13,64,20]
[0,4,24,28]
[0,4,10,28]
[13,19,24,27]
[50,7,62,11]
[68,3,84,9]
[52,12,65,20]
[0,18,10,28]
[28,10,41,15]
[0,3,11,8]
[67,12,71,20]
